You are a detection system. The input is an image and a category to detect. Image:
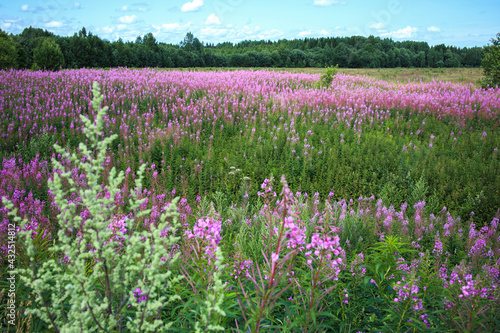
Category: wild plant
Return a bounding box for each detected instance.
[2,82,184,332]
[235,175,307,332]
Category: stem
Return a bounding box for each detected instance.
[448,303,457,331]
[115,291,130,322]
[304,250,325,333]
[468,299,476,331]
[32,256,60,333]
[253,292,269,333]
[255,193,289,332]
[39,288,61,333]
[138,275,156,332]
[267,196,288,290]
[79,279,108,332]
[197,238,206,289]
[396,299,411,332]
[102,258,114,315]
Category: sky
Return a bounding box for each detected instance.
[0,0,499,47]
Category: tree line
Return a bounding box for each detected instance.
[0,26,485,70]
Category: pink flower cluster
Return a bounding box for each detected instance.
[393,278,424,311]
[185,215,222,257]
[107,215,128,245]
[230,252,253,281]
[305,233,341,265]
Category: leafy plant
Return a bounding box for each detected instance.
[316,65,339,88]
[3,82,183,332]
[481,33,500,88]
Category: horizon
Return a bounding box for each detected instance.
[1,1,499,48]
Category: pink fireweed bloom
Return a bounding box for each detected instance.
[393,280,424,311]
[283,215,307,250]
[185,215,222,258]
[133,287,148,304]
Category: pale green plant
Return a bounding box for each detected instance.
[3,82,183,332]
[194,246,227,333]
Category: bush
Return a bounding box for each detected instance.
[481,33,500,88]
[316,64,339,88]
[3,82,183,332]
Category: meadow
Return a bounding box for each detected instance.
[185,67,485,85]
[0,68,499,332]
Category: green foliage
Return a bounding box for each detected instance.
[0,29,18,69]
[17,132,55,163]
[481,32,500,87]
[32,38,65,71]
[366,236,412,296]
[3,82,183,331]
[194,246,227,332]
[4,26,485,69]
[316,65,339,88]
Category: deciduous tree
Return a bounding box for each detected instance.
[0,29,18,69]
[32,38,65,70]
[481,33,500,87]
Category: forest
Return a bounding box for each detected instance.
[0,26,484,70]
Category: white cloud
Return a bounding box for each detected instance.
[298,29,329,37]
[205,13,221,25]
[381,26,417,38]
[369,22,384,30]
[200,26,228,37]
[20,4,56,12]
[117,24,127,30]
[45,21,63,28]
[161,23,180,30]
[119,4,149,12]
[103,25,115,33]
[313,0,339,6]
[257,29,283,40]
[427,26,440,32]
[181,0,203,12]
[151,22,191,40]
[194,24,283,44]
[0,18,24,34]
[119,15,137,24]
[73,2,81,9]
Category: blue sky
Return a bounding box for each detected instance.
[0,0,499,47]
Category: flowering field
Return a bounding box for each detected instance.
[1,69,500,331]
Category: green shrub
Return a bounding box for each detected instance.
[481,33,500,88]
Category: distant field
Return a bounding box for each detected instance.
[177,67,485,85]
[296,67,485,85]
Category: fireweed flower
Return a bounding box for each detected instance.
[283,215,307,250]
[107,214,128,245]
[305,232,342,278]
[133,287,148,304]
[230,253,253,281]
[350,252,366,277]
[393,279,424,311]
[185,215,222,258]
